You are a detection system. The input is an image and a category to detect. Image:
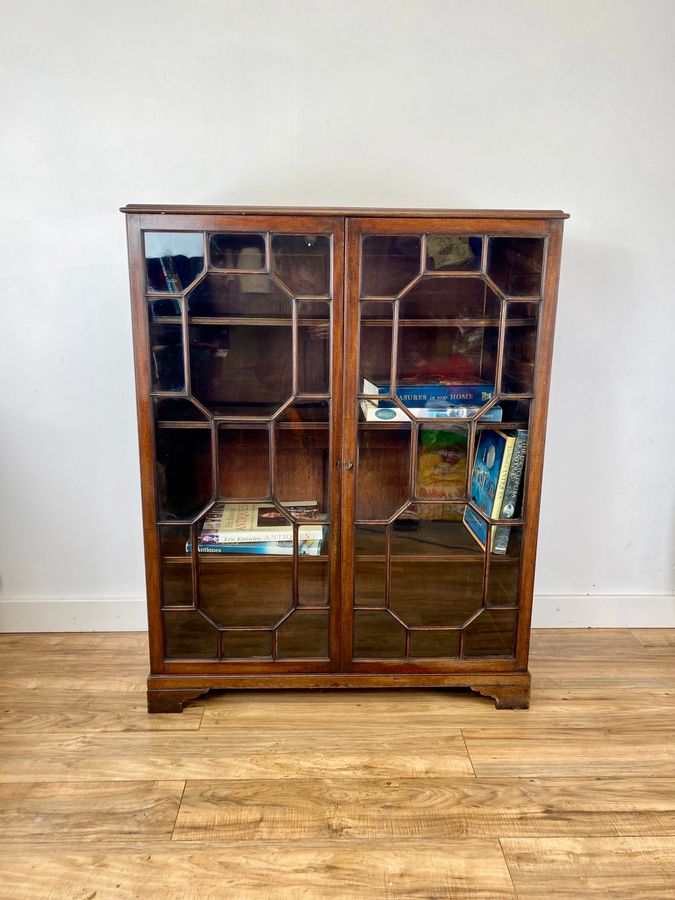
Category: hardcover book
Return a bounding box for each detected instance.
[198,501,326,545]
[463,431,516,551]
[361,379,501,421]
[186,539,324,556]
[492,429,528,554]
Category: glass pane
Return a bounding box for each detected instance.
[355,524,387,556]
[390,504,483,557]
[410,629,460,658]
[218,426,270,499]
[145,232,204,293]
[148,296,181,318]
[200,563,291,627]
[488,237,545,296]
[189,324,292,416]
[400,276,498,318]
[163,610,217,659]
[159,524,191,557]
[463,609,517,657]
[487,553,521,607]
[425,236,482,272]
[272,234,331,296]
[187,273,290,318]
[356,426,411,520]
[277,610,329,658]
[154,398,208,423]
[275,417,330,515]
[353,610,405,658]
[397,325,497,387]
[155,427,212,519]
[359,302,393,392]
[221,631,272,659]
[502,303,539,394]
[361,235,420,296]
[390,561,483,627]
[161,563,193,608]
[209,233,266,270]
[354,559,386,607]
[416,425,468,500]
[298,303,330,393]
[149,320,184,392]
[299,557,329,606]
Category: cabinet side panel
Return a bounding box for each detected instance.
[126,214,164,672]
[515,220,564,667]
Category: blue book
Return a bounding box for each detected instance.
[463,430,516,551]
[185,540,323,556]
[377,383,495,407]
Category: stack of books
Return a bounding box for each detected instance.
[463,429,529,554]
[187,501,326,556]
[360,379,502,421]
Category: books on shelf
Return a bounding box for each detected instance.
[463,429,528,553]
[189,501,327,556]
[492,429,528,554]
[360,379,500,421]
[186,539,324,556]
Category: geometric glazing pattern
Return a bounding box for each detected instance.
[354,232,544,660]
[146,230,334,661]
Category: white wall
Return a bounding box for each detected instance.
[1,0,674,630]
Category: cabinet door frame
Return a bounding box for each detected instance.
[127,212,345,675]
[340,215,563,674]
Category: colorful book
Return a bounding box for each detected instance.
[198,501,326,545]
[377,383,495,406]
[186,539,324,556]
[492,430,528,554]
[363,405,502,422]
[463,431,516,551]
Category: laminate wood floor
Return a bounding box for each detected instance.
[0,629,674,898]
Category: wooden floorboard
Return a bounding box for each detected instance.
[0,628,673,898]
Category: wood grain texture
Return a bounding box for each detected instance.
[501,837,675,899]
[0,629,674,899]
[0,729,473,782]
[0,839,517,900]
[0,781,185,842]
[173,776,675,841]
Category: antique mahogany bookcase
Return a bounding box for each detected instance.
[122,206,567,712]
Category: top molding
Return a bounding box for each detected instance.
[120,204,569,219]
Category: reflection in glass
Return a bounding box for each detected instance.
[361,235,420,296]
[298,303,330,393]
[272,234,331,296]
[399,276,499,319]
[425,236,482,272]
[390,505,482,555]
[155,427,212,519]
[209,233,266,270]
[397,325,497,386]
[488,237,545,296]
[359,303,393,389]
[502,306,538,394]
[189,324,292,416]
[187,273,290,318]
[149,322,184,392]
[145,232,204,293]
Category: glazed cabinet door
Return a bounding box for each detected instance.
[341,216,561,672]
[128,214,344,673]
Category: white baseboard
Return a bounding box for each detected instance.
[0,594,673,632]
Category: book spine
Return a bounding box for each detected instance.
[186,542,322,556]
[491,430,529,555]
[365,406,502,422]
[488,435,516,551]
[378,384,495,405]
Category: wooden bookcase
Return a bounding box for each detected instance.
[122,206,567,712]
